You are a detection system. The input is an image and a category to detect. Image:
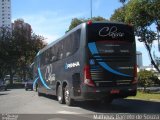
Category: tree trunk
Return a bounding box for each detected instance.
[9,67,16,85]
[144,43,160,73]
[9,71,13,85]
[23,67,26,81]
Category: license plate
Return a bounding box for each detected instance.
[110,89,120,94]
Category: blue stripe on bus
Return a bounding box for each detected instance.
[33,77,39,90]
[88,42,131,77]
[38,67,51,89]
[36,51,40,56]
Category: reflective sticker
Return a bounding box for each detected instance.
[90,59,95,65]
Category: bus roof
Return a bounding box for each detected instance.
[36,22,86,56]
[36,21,132,56]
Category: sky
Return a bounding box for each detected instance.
[11,0,159,66]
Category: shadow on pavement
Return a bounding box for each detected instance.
[0,93,9,96]
[73,99,160,113]
[37,94,160,113]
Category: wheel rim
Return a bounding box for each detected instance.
[58,95,62,101]
[65,88,70,103]
[58,87,62,101]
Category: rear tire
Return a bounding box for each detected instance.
[4,87,7,91]
[57,85,64,104]
[64,85,74,106]
[38,91,42,96]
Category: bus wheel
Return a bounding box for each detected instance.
[57,85,64,104]
[38,91,42,96]
[64,85,74,106]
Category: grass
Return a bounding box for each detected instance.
[127,91,160,101]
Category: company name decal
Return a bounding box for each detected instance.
[118,67,134,70]
[65,61,80,69]
[99,26,124,38]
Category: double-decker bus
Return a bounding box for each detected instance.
[33,21,137,106]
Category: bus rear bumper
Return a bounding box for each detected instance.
[74,85,137,100]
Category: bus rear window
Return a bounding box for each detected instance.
[87,23,134,43]
[96,41,134,55]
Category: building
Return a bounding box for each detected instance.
[0,0,11,28]
[136,51,143,68]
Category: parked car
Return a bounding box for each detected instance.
[0,80,7,91]
[25,80,33,91]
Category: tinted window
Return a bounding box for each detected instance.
[40,29,81,65]
[62,29,81,58]
[87,23,134,42]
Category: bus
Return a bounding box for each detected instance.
[33,21,137,106]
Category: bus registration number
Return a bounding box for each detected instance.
[110,89,120,94]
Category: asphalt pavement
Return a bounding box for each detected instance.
[0,89,160,120]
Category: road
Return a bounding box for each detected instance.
[0,89,160,120]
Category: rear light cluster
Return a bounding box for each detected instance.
[87,20,92,25]
[132,65,138,84]
[84,65,95,87]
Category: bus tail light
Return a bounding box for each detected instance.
[132,65,138,84]
[84,65,95,87]
[87,20,92,25]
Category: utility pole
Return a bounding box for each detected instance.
[90,0,92,19]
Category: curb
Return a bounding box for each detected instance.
[127,98,160,102]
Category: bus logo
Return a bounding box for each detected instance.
[99,26,124,38]
[65,61,80,69]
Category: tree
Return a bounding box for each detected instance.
[0,28,20,84]
[12,19,46,81]
[66,16,108,32]
[138,70,159,92]
[66,18,85,33]
[110,7,125,22]
[0,27,13,79]
[119,0,127,6]
[0,19,46,85]
[111,0,160,73]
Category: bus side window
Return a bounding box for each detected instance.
[51,55,57,62]
[58,29,81,60]
[66,52,71,57]
[59,53,63,60]
[56,42,63,60]
[40,53,45,67]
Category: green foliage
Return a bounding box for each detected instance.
[125,0,156,27]
[0,27,14,79]
[128,91,160,100]
[0,19,46,84]
[138,70,159,91]
[110,7,125,22]
[66,16,108,32]
[67,18,85,32]
[91,16,107,21]
[119,0,127,4]
[138,70,154,87]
